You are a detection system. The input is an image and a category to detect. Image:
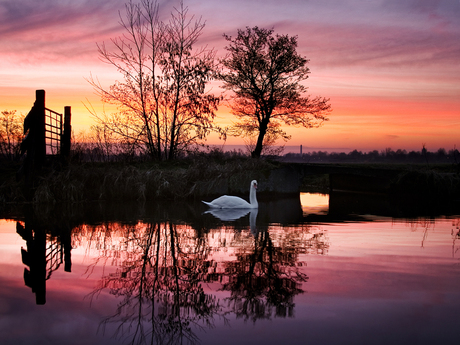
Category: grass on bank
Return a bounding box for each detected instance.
[1,153,278,204]
[1,153,460,205]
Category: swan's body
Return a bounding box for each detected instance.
[202,180,258,209]
[203,196,253,209]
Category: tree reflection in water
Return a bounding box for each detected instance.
[221,226,309,322]
[404,217,460,257]
[79,217,329,344]
[7,197,460,345]
[82,221,218,345]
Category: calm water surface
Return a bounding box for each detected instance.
[0,193,459,345]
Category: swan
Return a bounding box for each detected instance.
[202,180,258,209]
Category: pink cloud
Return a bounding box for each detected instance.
[1,0,459,152]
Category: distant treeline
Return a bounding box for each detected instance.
[2,127,459,165]
[68,143,460,165]
[281,148,460,164]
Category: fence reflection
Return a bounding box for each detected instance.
[9,196,460,344]
[16,207,73,305]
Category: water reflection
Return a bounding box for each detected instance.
[3,193,460,345]
[204,207,251,221]
[78,211,326,344]
[451,218,460,258]
[16,206,73,305]
[301,193,329,215]
[85,221,218,345]
[204,208,258,234]
[220,225,310,322]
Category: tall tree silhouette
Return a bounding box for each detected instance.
[219,27,331,158]
[88,0,220,160]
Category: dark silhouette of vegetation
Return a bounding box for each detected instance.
[218,26,331,158]
[87,0,220,160]
[2,142,460,205]
[0,110,24,160]
[9,151,275,204]
[283,147,460,164]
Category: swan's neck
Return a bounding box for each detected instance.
[249,186,258,207]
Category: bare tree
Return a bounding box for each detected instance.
[88,0,220,160]
[219,27,331,158]
[0,110,24,160]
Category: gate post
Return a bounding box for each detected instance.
[22,90,46,167]
[34,89,46,165]
[61,106,71,159]
[20,90,46,197]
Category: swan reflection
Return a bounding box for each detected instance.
[205,208,258,234]
[204,208,251,221]
[6,197,460,345]
[80,209,322,344]
[10,199,329,344]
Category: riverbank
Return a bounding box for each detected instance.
[1,156,460,205]
[1,155,299,204]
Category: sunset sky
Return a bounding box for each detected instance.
[1,0,459,153]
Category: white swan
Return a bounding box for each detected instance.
[202,180,258,209]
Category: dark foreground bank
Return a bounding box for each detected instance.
[1,156,460,205]
[1,156,301,204]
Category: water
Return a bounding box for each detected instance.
[0,193,459,345]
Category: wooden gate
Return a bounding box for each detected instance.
[19,90,72,196]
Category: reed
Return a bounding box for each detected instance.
[27,155,276,203]
[0,161,26,204]
[391,169,460,197]
[2,154,459,205]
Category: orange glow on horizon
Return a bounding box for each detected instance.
[1,1,459,154]
[3,86,459,153]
